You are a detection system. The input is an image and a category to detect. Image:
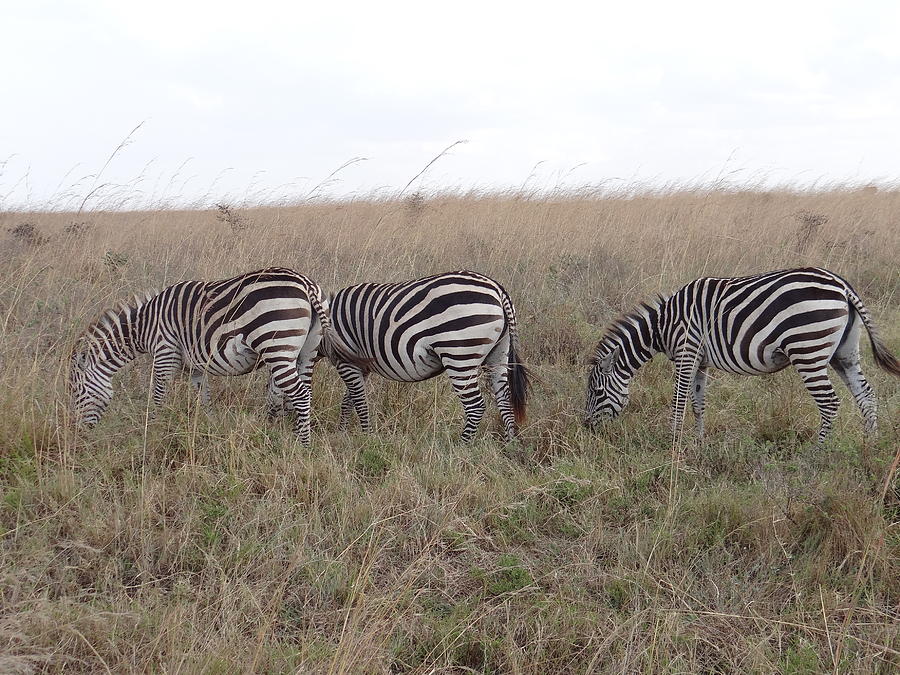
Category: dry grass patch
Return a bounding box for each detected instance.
[1,188,899,672]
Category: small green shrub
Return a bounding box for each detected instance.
[487,554,532,595]
[356,447,390,477]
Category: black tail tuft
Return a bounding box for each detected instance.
[319,325,373,371]
[872,334,900,377]
[508,343,530,426]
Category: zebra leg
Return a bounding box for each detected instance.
[339,391,354,429]
[670,352,699,443]
[488,364,517,442]
[150,346,182,407]
[269,363,312,445]
[190,372,211,407]
[831,354,878,435]
[265,377,289,418]
[293,330,321,427]
[336,363,370,432]
[485,337,517,442]
[446,368,486,443]
[293,381,313,444]
[261,355,312,444]
[691,366,709,438]
[793,363,841,448]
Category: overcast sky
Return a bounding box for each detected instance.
[2,0,898,209]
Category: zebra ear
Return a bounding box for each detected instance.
[598,346,619,373]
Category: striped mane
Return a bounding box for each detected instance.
[74,290,157,353]
[589,297,664,365]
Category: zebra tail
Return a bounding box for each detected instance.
[308,287,373,370]
[501,292,530,425]
[847,287,900,377]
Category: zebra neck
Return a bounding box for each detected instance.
[655,293,703,359]
[608,308,662,375]
[89,331,138,377]
[104,304,148,362]
[127,303,154,354]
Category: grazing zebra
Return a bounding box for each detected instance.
[326,270,529,442]
[584,267,900,447]
[69,267,332,443]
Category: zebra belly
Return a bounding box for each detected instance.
[369,347,444,382]
[705,342,791,375]
[703,340,790,375]
[186,337,259,376]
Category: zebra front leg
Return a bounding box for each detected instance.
[670,354,698,444]
[446,369,486,443]
[150,347,182,408]
[336,362,371,432]
[691,366,709,438]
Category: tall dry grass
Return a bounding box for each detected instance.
[1,188,898,672]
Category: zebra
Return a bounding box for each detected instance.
[584,267,900,447]
[69,267,334,444]
[325,270,529,442]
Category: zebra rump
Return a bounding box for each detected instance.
[326,270,529,442]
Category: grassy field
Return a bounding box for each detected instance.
[1,188,898,673]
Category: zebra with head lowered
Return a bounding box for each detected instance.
[325,270,529,442]
[585,267,900,447]
[69,267,332,444]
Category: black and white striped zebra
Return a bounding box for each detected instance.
[585,267,900,446]
[69,267,332,443]
[325,270,529,442]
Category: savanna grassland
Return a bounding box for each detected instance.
[1,189,899,673]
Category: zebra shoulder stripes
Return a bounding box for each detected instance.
[69,267,332,443]
[326,270,529,442]
[584,267,900,447]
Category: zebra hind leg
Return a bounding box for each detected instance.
[446,368,486,443]
[831,353,878,435]
[266,360,313,444]
[793,361,841,449]
[265,377,289,418]
[485,347,517,442]
[339,391,354,430]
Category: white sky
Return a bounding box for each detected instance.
[2,0,899,209]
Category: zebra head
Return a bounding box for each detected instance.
[69,341,113,428]
[585,344,630,428]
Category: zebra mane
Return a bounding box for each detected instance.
[589,295,666,365]
[76,289,158,350]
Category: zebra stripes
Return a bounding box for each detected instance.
[70,263,895,450]
[326,270,529,442]
[585,267,900,447]
[69,267,330,444]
